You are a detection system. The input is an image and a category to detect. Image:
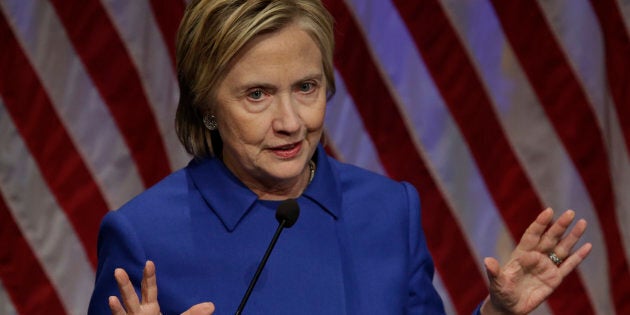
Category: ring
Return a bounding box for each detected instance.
[548,252,563,266]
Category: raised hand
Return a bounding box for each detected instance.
[480,208,592,315]
[109,261,215,315]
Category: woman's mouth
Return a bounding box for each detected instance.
[270,141,302,159]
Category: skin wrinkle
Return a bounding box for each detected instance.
[214,22,326,200]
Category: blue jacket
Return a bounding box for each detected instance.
[88,146,451,314]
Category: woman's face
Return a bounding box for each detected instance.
[214,23,327,197]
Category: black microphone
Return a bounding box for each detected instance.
[235,198,300,315]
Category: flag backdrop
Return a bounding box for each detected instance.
[1,0,629,314]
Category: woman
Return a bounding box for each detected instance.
[88,0,592,314]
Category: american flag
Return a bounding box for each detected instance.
[1,0,629,314]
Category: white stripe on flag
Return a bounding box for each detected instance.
[0,281,17,315]
[101,0,190,170]
[342,2,513,312]
[536,1,630,310]
[325,71,386,175]
[0,100,95,315]
[536,0,608,128]
[0,0,145,210]
[537,0,630,265]
[615,0,630,36]
[345,0,505,270]
[431,271,457,315]
[440,1,613,313]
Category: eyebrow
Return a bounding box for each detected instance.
[239,83,276,92]
[295,73,323,84]
[236,73,324,93]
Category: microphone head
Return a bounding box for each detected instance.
[276,198,300,228]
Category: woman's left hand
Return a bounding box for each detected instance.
[480,208,592,315]
[109,261,215,315]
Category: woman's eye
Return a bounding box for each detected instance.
[300,82,315,93]
[248,89,264,100]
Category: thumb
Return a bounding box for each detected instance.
[484,257,500,282]
[181,302,215,315]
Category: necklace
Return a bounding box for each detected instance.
[308,160,316,184]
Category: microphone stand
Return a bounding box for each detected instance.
[234,219,288,315]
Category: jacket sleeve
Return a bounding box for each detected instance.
[87,210,147,315]
[473,304,483,314]
[403,182,447,314]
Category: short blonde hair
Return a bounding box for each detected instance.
[175,0,335,158]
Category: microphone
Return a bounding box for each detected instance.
[235,199,300,315]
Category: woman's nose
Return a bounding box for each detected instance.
[272,95,301,134]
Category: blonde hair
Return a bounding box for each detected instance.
[175,0,335,158]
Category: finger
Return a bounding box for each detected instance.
[553,218,587,259]
[483,257,500,281]
[558,242,593,277]
[181,302,215,315]
[114,268,140,313]
[537,210,576,252]
[108,296,126,315]
[141,261,158,304]
[517,208,554,251]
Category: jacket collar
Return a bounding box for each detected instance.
[187,145,341,232]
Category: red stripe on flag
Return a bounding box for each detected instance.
[490,2,630,313]
[48,0,171,187]
[0,192,68,314]
[0,13,107,268]
[147,0,185,71]
[589,0,630,156]
[390,1,596,314]
[323,1,488,313]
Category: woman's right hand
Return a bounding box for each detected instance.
[109,261,215,315]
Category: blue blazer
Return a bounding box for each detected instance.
[88,146,451,314]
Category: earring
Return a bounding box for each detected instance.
[203,113,218,131]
